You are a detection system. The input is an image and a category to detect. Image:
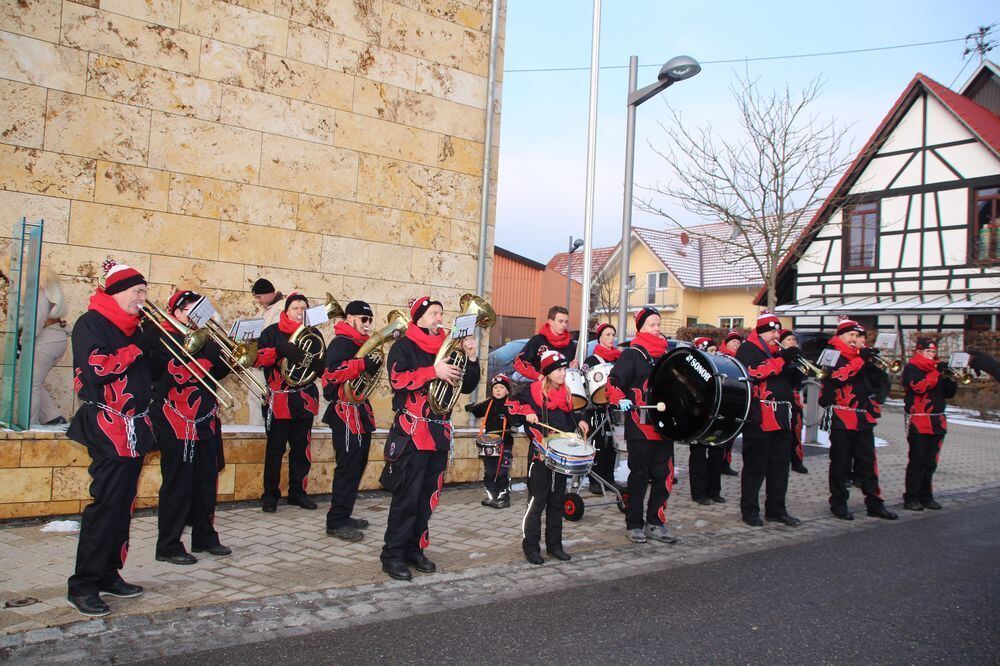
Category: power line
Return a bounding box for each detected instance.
[504,36,968,73]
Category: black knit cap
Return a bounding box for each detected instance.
[284,292,309,311]
[778,329,796,343]
[491,374,512,390]
[251,278,275,295]
[345,300,373,317]
[915,337,937,350]
[635,306,659,331]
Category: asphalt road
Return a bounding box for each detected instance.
[159,499,1000,665]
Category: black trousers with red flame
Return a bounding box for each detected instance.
[326,431,372,530]
[262,416,313,503]
[904,432,943,503]
[156,433,222,557]
[689,443,724,501]
[740,429,791,519]
[829,429,884,511]
[68,455,143,597]
[380,444,447,564]
[625,439,673,530]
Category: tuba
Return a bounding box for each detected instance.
[428,294,495,415]
[280,293,344,387]
[342,309,409,403]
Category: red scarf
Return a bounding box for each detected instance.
[909,352,938,373]
[592,343,621,363]
[720,345,737,357]
[746,330,779,356]
[278,311,300,335]
[540,322,571,348]
[334,321,369,345]
[631,332,667,359]
[829,335,860,360]
[531,378,571,413]
[405,323,447,354]
[88,290,140,335]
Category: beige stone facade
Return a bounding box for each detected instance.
[1,0,504,427]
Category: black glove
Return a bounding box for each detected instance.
[936,361,949,373]
[464,403,475,413]
[363,352,381,375]
[859,346,877,362]
[135,323,162,354]
[277,338,306,364]
[777,346,801,362]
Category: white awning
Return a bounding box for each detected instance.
[775,292,1000,317]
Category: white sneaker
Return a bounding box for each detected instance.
[626,528,647,543]
[644,524,678,544]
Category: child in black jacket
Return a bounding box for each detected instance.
[465,374,523,508]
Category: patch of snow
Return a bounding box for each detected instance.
[41,520,80,533]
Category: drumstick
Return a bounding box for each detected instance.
[636,402,666,412]
[533,422,573,437]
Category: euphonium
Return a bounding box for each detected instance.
[280,293,345,387]
[342,309,409,403]
[428,294,496,415]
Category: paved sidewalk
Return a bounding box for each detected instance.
[0,408,997,646]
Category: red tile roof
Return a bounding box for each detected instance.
[547,245,616,284]
[918,73,1000,156]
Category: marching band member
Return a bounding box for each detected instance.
[67,262,158,617]
[321,301,378,542]
[150,290,232,565]
[379,296,480,581]
[584,323,621,495]
[255,293,322,513]
[513,306,577,381]
[608,307,678,545]
[820,317,897,521]
[901,338,957,511]
[735,312,802,528]
[510,351,585,564]
[779,330,809,475]
[688,337,725,506]
[465,375,522,508]
[249,278,284,426]
[719,330,744,476]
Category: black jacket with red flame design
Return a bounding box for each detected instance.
[149,332,230,443]
[513,333,576,381]
[736,332,801,433]
[507,381,584,463]
[321,333,376,436]
[607,344,666,442]
[385,336,480,453]
[902,357,957,436]
[819,338,883,432]
[68,311,155,458]
[256,323,319,420]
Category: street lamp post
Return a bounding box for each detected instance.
[617,55,701,337]
[566,236,584,311]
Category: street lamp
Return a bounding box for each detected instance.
[617,55,701,337]
[566,236,584,310]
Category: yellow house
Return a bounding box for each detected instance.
[592,225,767,337]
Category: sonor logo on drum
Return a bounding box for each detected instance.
[686,355,711,382]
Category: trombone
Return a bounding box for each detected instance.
[779,340,828,380]
[138,302,234,408]
[943,366,973,385]
[185,316,270,403]
[868,349,902,374]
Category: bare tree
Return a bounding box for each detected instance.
[636,75,856,309]
[591,268,619,325]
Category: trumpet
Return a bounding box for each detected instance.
[342,309,408,403]
[943,366,973,385]
[138,302,233,408]
[428,294,495,415]
[185,315,270,403]
[280,293,344,387]
[779,341,828,380]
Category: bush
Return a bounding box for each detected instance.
[674,326,750,344]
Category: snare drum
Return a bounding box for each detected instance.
[565,368,588,410]
[585,363,614,405]
[476,433,502,458]
[537,434,595,476]
[648,347,751,445]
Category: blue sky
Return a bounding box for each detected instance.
[494,1,999,262]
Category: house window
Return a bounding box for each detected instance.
[646,272,669,304]
[843,202,879,270]
[628,274,636,292]
[972,186,1000,263]
[719,316,744,329]
[686,317,699,327]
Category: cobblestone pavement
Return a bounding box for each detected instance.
[1,408,998,662]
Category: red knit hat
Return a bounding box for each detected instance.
[409,295,443,322]
[167,289,201,314]
[491,374,512,389]
[914,337,937,350]
[635,307,659,331]
[693,336,714,350]
[836,315,865,336]
[539,350,569,376]
[100,259,146,295]
[755,310,781,334]
[595,322,616,338]
[724,330,743,344]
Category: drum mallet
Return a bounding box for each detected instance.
[636,402,666,412]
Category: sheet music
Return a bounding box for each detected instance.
[304,305,329,327]
[229,318,264,341]
[949,352,970,369]
[873,332,897,351]
[818,348,842,368]
[186,297,216,326]
[451,314,477,339]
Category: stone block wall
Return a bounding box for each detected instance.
[0,428,530,519]
[0,0,504,426]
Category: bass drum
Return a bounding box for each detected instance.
[647,347,750,445]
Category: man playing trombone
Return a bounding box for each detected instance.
[901,338,957,512]
[149,290,233,565]
[66,262,160,617]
